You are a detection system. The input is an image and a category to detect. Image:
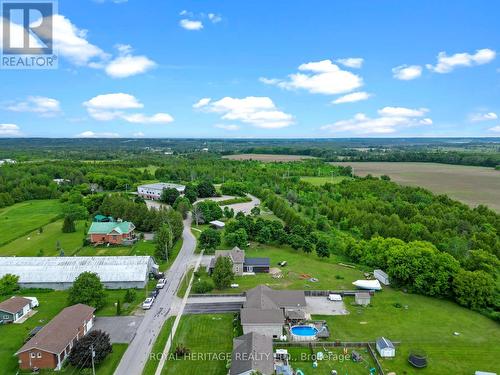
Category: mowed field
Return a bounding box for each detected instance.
[223,153,315,162]
[333,162,500,211]
[0,200,63,245]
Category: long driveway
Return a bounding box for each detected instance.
[114,214,196,375]
[195,193,261,215]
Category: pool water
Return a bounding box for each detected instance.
[291,325,318,336]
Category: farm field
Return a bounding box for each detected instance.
[317,290,500,374]
[223,153,315,162]
[0,219,86,256]
[332,162,500,211]
[300,176,352,186]
[0,200,62,245]
[161,314,234,375]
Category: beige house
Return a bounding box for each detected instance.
[208,247,270,276]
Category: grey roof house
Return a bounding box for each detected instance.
[208,247,270,276]
[0,297,34,324]
[230,332,274,375]
[240,285,306,338]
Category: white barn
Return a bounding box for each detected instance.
[0,256,158,290]
[137,182,185,200]
[376,337,395,358]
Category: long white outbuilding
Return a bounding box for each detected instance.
[0,256,159,290]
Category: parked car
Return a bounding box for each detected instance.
[142,297,154,310]
[149,290,159,299]
[156,278,166,289]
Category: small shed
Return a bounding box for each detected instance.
[355,292,371,306]
[209,220,225,229]
[376,337,396,358]
[374,269,390,285]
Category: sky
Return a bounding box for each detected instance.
[0,0,499,138]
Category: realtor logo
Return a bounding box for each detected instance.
[1,0,58,69]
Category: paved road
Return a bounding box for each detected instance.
[92,316,143,344]
[114,214,196,375]
[195,194,260,215]
[184,302,243,314]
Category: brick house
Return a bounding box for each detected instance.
[0,297,33,324]
[88,221,136,245]
[16,304,95,371]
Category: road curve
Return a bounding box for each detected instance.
[114,214,196,375]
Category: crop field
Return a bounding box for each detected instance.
[332,162,500,211]
[0,200,62,245]
[223,153,315,162]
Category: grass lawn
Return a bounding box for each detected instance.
[201,243,364,294]
[275,346,377,375]
[143,316,176,375]
[315,290,500,374]
[301,176,351,186]
[177,268,194,298]
[0,219,86,256]
[161,314,234,375]
[0,200,62,245]
[95,344,128,375]
[96,288,147,317]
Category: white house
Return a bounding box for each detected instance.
[376,337,395,358]
[137,182,186,200]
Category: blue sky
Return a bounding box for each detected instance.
[0,0,499,138]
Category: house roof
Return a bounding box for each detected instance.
[17,304,95,355]
[138,182,185,191]
[88,221,135,235]
[214,247,245,264]
[230,332,274,375]
[245,285,306,309]
[209,220,225,228]
[244,257,270,267]
[376,337,395,349]
[0,256,157,284]
[355,292,371,299]
[240,308,284,324]
[0,296,31,314]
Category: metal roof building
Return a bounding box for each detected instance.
[0,256,158,290]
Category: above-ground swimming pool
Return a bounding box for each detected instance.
[290,325,318,341]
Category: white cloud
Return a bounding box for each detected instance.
[3,14,155,78]
[195,96,294,129]
[489,126,500,133]
[426,48,496,73]
[469,112,498,122]
[392,65,423,80]
[193,98,212,108]
[133,131,145,137]
[83,93,173,124]
[105,44,156,78]
[0,124,22,136]
[6,96,61,116]
[261,59,363,95]
[336,57,364,69]
[121,113,174,124]
[179,19,203,31]
[332,92,371,104]
[208,13,222,23]
[51,15,109,66]
[215,124,240,131]
[378,106,428,117]
[321,107,432,135]
[76,131,120,138]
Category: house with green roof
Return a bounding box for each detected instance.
[88,221,136,245]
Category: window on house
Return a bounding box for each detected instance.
[37,353,42,358]
[30,353,35,358]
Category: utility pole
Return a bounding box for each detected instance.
[91,344,96,375]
